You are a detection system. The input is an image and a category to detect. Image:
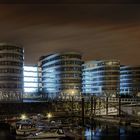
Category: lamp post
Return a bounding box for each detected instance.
[118,95,121,117]
[71,91,75,116]
[81,95,85,126]
[47,112,52,123]
[106,96,108,116]
[47,113,52,119]
[20,114,27,120]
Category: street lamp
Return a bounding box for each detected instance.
[20,114,27,120]
[70,90,75,117]
[71,90,75,96]
[46,112,52,124]
[47,112,52,119]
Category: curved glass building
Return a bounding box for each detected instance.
[120,66,140,97]
[39,52,82,98]
[82,60,120,97]
[0,43,24,101]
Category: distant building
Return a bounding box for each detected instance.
[39,52,82,98]
[0,43,24,101]
[82,60,120,97]
[23,65,40,98]
[120,65,140,97]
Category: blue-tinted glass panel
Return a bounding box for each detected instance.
[24,77,38,82]
[24,66,38,72]
[24,83,38,87]
[24,72,38,77]
[24,88,38,92]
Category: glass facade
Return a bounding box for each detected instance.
[39,52,82,98]
[0,43,24,101]
[23,66,39,98]
[82,60,120,97]
[120,66,140,97]
[2,43,140,101]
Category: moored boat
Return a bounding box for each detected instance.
[16,119,39,136]
[26,127,66,139]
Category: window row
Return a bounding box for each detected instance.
[0,68,23,73]
[0,83,23,88]
[0,76,23,81]
[120,67,140,71]
[54,66,82,71]
[42,54,81,64]
[61,85,81,89]
[42,60,82,68]
[120,84,140,87]
[61,79,81,83]
[24,88,38,92]
[61,73,81,78]
[42,74,81,80]
[120,72,140,75]
[24,72,38,77]
[24,83,38,87]
[88,72,119,76]
[83,67,120,72]
[42,79,81,84]
[120,76,140,79]
[102,87,118,90]
[83,72,119,76]
[120,80,140,83]
[83,87,118,91]
[43,66,81,74]
[43,73,81,78]
[24,66,38,72]
[0,61,23,66]
[0,46,23,53]
[97,61,120,66]
[92,82,118,86]
[0,53,23,60]
[83,87,119,93]
[92,77,119,81]
[120,88,140,92]
[24,77,38,82]
[43,87,60,92]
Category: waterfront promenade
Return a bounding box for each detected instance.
[0,96,139,127]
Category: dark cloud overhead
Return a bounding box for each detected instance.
[0,4,140,65]
[0,0,139,4]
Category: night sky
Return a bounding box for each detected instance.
[0,3,140,65]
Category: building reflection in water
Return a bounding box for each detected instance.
[83,123,140,140]
[85,127,102,140]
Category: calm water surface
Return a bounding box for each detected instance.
[0,121,140,140]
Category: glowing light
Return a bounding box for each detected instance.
[20,114,27,120]
[71,90,75,96]
[47,113,52,119]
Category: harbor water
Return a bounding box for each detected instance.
[0,119,140,140]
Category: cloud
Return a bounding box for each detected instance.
[0,4,140,65]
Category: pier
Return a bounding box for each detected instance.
[0,96,139,126]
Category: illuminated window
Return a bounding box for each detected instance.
[24,66,38,72]
[24,66,39,94]
[24,72,38,77]
[24,77,38,82]
[24,88,38,92]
